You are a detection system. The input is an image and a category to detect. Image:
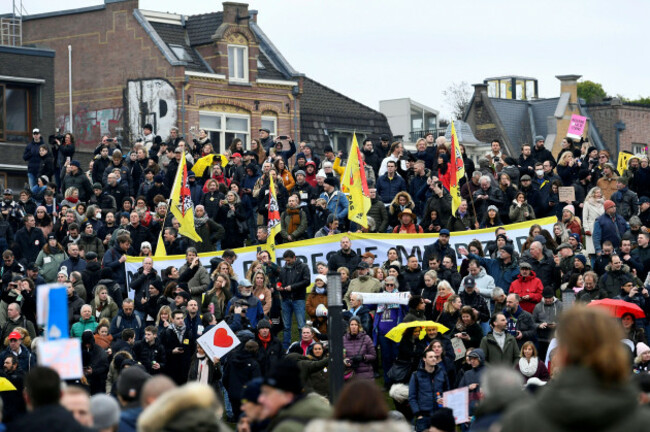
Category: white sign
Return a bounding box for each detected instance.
[352,291,411,305]
[37,338,83,380]
[197,321,241,360]
[443,386,470,424]
[125,217,556,289]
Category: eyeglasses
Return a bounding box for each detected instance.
[599,156,607,159]
[385,284,394,286]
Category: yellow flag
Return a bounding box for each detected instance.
[154,228,166,257]
[450,121,465,215]
[341,134,371,228]
[169,152,202,243]
[191,153,229,177]
[0,377,16,392]
[617,151,633,175]
[267,175,282,262]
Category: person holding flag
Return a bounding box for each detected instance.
[341,134,371,230]
[155,150,203,256]
[449,121,466,216]
[267,173,282,263]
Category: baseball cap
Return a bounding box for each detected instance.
[8,331,22,340]
[33,128,40,134]
[439,229,450,236]
[463,276,476,288]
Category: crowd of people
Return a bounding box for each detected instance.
[1,127,650,431]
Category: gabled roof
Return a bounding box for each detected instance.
[300,77,391,149]
[136,10,295,80]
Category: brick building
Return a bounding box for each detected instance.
[584,99,650,156]
[17,0,390,160]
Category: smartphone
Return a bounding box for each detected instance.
[278,135,288,140]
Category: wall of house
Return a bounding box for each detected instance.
[22,0,180,150]
[589,104,650,154]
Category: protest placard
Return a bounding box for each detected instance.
[567,114,587,140]
[37,338,83,380]
[558,186,576,203]
[197,321,241,360]
[450,337,467,361]
[443,386,470,423]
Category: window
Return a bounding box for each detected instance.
[169,44,193,62]
[0,85,31,142]
[632,143,647,155]
[257,59,265,70]
[228,45,248,82]
[199,111,249,153]
[261,115,277,136]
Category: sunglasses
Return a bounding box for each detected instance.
[385,283,395,286]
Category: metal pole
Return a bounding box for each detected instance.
[68,45,72,132]
[327,272,344,404]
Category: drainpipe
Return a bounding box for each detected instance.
[181,75,189,137]
[68,45,73,132]
[615,121,626,161]
[292,85,300,140]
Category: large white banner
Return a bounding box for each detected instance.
[125,217,556,288]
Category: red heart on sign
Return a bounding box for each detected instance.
[213,328,233,348]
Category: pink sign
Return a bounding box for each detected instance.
[567,114,587,140]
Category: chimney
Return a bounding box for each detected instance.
[250,9,258,23]
[222,2,250,25]
[473,83,488,103]
[556,74,582,104]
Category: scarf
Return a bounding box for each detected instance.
[66,196,79,204]
[519,356,539,377]
[172,323,186,343]
[314,286,326,294]
[196,355,210,385]
[493,330,506,350]
[435,293,451,312]
[194,215,209,228]
[258,332,271,349]
[287,208,301,233]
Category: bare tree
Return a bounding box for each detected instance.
[442,81,471,120]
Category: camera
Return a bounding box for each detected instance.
[278,135,288,140]
[48,130,65,146]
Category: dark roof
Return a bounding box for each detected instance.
[257,51,286,80]
[488,97,560,149]
[300,77,391,150]
[186,12,223,46]
[149,21,209,72]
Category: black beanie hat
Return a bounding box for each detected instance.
[264,359,303,394]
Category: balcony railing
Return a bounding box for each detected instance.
[409,129,444,142]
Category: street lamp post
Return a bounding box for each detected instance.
[327,271,344,403]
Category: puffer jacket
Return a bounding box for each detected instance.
[508,270,544,313]
[35,246,67,283]
[408,362,450,416]
[342,331,376,380]
[598,263,640,298]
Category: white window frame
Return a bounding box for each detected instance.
[632,143,647,155]
[199,111,250,150]
[227,44,249,83]
[261,115,277,136]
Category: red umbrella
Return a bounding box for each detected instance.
[587,299,646,319]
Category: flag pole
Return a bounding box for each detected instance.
[464,173,479,228]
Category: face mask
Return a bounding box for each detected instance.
[536,170,544,176]
[95,211,102,219]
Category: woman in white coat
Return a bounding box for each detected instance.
[582,187,604,257]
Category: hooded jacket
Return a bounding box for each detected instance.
[468,253,520,294]
[508,270,544,313]
[459,267,496,300]
[408,362,450,416]
[532,297,563,342]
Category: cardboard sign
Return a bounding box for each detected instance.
[558,186,576,203]
[443,386,470,424]
[38,338,83,380]
[197,321,240,360]
[566,114,587,140]
[450,337,467,361]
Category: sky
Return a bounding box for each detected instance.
[4,0,649,120]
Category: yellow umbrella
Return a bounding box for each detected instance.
[0,377,16,392]
[385,320,449,343]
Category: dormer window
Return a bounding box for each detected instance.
[228,45,248,83]
[169,44,192,62]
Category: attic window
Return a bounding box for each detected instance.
[169,44,192,62]
[257,59,265,69]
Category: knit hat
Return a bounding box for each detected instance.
[501,244,514,257]
[519,262,533,270]
[242,377,264,404]
[92,182,103,190]
[534,135,545,143]
[294,170,306,177]
[140,241,152,250]
[314,274,328,284]
[264,359,303,394]
[39,175,50,185]
[637,342,650,356]
[150,279,163,292]
[154,174,164,183]
[574,254,587,266]
[563,204,575,215]
[323,177,338,187]
[175,291,191,301]
[257,318,272,330]
[542,287,555,298]
[117,365,150,401]
[70,160,81,168]
[90,394,121,430]
[487,205,498,213]
[295,152,306,160]
[568,233,580,242]
[603,200,616,211]
[533,234,546,245]
[429,407,456,432]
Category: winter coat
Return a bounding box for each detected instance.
[408,363,450,416]
[8,403,92,432]
[344,275,381,307]
[327,249,361,274]
[320,189,349,221]
[178,262,210,304]
[473,186,506,218]
[459,289,490,323]
[423,240,458,270]
[109,310,144,340]
[286,352,330,397]
[367,198,389,232]
[130,268,161,311]
[35,246,67,283]
[280,208,309,242]
[479,331,519,366]
[223,348,261,402]
[279,260,311,301]
[0,344,36,374]
[187,353,222,388]
[508,271,544,313]
[78,233,105,261]
[61,170,93,201]
[13,226,45,265]
[265,393,333,432]
[255,333,284,376]
[217,202,247,248]
[532,297,563,342]
[598,263,636,298]
[459,267,495,301]
[376,173,407,204]
[91,297,118,323]
[423,189,453,228]
[509,201,536,223]
[501,366,650,432]
[102,246,127,287]
[521,254,560,294]
[612,187,639,220]
[70,316,98,338]
[467,253,520,294]
[447,211,477,232]
[342,331,377,379]
[193,218,224,253]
